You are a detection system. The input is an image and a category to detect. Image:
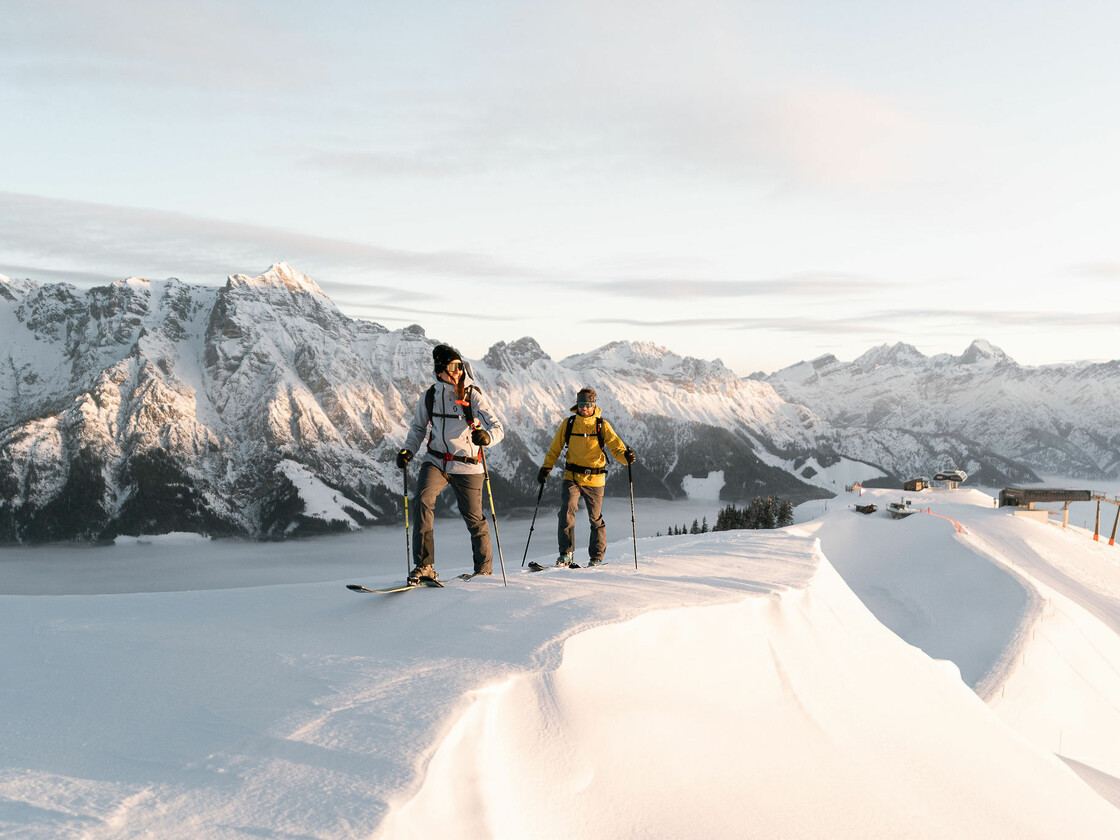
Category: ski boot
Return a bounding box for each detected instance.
[408,565,438,585]
[555,553,574,568]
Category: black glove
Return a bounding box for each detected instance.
[396,449,413,469]
[537,467,549,485]
[471,428,491,446]
[624,448,636,465]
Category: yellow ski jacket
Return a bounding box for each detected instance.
[542,406,629,487]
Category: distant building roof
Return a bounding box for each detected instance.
[1000,487,1093,506]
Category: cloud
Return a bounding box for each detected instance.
[873,308,1120,328]
[2,0,317,91]
[1067,262,1120,280]
[571,273,884,301]
[337,299,524,324]
[0,192,541,288]
[294,2,927,189]
[587,314,888,336]
[0,264,124,286]
[587,306,1120,335]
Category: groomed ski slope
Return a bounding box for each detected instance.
[1,489,1119,838]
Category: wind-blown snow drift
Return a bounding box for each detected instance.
[3,491,1120,838]
[378,540,1119,840]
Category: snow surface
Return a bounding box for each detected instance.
[680,469,725,500]
[3,490,1120,838]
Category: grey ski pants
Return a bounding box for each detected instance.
[413,463,492,574]
[557,479,606,562]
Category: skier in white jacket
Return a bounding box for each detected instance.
[396,344,504,583]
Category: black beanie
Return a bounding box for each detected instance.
[433,344,463,373]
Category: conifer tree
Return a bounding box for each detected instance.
[713,498,792,531]
[745,497,761,529]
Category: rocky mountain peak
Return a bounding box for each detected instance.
[483,337,552,371]
[0,275,40,302]
[227,262,326,297]
[854,342,926,370]
[956,339,1013,367]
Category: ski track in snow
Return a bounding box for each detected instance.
[2,490,1120,837]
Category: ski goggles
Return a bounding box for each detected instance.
[445,361,463,372]
[576,400,595,409]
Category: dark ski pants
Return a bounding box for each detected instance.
[557,479,606,562]
[413,463,492,574]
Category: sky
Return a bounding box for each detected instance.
[3,0,1120,375]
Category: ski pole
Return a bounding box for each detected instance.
[522,481,545,567]
[403,465,411,578]
[628,462,638,569]
[478,446,508,586]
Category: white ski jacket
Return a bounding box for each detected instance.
[402,368,504,475]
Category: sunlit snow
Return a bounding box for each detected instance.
[2,488,1120,837]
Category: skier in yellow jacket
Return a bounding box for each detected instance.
[537,387,635,566]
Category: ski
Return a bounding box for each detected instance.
[456,571,495,581]
[526,561,611,572]
[527,561,583,572]
[346,577,443,594]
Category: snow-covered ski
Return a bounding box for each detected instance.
[346,577,443,594]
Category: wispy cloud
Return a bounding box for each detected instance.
[293,2,929,189]
[0,192,541,287]
[588,306,1120,335]
[873,308,1120,328]
[337,299,524,324]
[0,264,124,286]
[571,272,883,300]
[588,314,890,336]
[1067,262,1120,280]
[2,0,315,91]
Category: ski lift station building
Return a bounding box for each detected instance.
[999,486,1093,526]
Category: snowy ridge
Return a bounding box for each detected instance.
[4,489,1120,837]
[767,339,1120,481]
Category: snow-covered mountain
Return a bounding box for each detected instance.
[4,264,1100,543]
[0,264,848,542]
[765,339,1120,481]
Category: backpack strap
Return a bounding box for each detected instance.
[564,416,605,450]
[425,384,478,424]
[462,385,478,426]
